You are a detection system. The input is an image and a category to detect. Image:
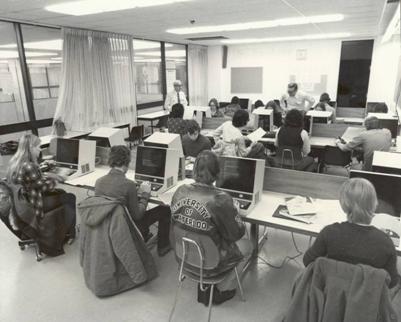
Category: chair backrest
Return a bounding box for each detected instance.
[172,225,220,272]
[323,146,352,167]
[130,125,144,140]
[276,146,302,169]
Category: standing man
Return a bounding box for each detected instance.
[164,80,188,112]
[280,82,315,112]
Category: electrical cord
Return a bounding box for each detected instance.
[257,232,304,269]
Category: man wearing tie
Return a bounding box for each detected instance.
[164,80,188,111]
[280,82,315,113]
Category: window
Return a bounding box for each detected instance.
[21,25,62,120]
[133,39,163,105]
[337,40,374,108]
[0,21,29,126]
[164,43,188,99]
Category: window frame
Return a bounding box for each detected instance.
[0,20,189,138]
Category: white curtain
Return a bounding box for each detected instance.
[54,28,136,131]
[188,45,208,106]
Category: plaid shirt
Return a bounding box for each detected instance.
[15,162,56,217]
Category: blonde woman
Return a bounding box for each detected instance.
[303,178,399,288]
[7,134,76,254]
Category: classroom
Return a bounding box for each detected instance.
[0,0,401,321]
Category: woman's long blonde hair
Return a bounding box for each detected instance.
[7,134,41,182]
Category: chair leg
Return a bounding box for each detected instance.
[207,284,214,322]
[235,267,246,302]
[168,279,184,322]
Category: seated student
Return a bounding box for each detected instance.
[182,120,212,158]
[209,98,224,118]
[6,134,76,255]
[170,151,252,305]
[304,178,399,288]
[95,145,171,256]
[274,109,315,172]
[253,100,264,109]
[167,103,188,136]
[212,109,253,157]
[315,102,336,124]
[336,116,392,171]
[265,100,283,128]
[224,96,241,117]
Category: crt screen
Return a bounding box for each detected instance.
[56,139,79,165]
[216,158,256,193]
[136,146,166,178]
[350,171,401,217]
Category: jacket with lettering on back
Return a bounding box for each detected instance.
[170,182,245,277]
[78,196,158,297]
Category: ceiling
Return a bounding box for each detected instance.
[0,0,396,45]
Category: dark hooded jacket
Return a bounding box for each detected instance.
[78,196,158,297]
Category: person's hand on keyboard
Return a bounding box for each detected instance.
[45,172,66,183]
[138,181,151,196]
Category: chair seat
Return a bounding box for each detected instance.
[182,267,234,285]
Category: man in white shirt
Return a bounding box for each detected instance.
[164,80,188,111]
[280,83,315,112]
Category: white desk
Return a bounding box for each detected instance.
[367,113,399,120]
[184,106,212,128]
[40,131,90,148]
[372,151,401,175]
[306,110,332,119]
[137,111,170,133]
[243,190,401,256]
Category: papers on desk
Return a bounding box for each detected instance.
[285,196,317,215]
[247,127,266,142]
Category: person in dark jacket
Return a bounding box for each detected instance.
[274,109,315,171]
[182,120,212,158]
[168,103,188,136]
[170,151,252,305]
[304,178,399,288]
[224,96,242,117]
[95,145,171,256]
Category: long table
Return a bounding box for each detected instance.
[137,110,170,133]
[67,165,401,257]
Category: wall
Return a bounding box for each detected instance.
[208,39,342,104]
[367,35,401,112]
[208,37,401,109]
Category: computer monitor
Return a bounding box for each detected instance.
[144,132,184,157]
[219,102,230,109]
[239,98,251,110]
[88,127,126,147]
[135,145,180,196]
[252,108,273,131]
[216,156,265,215]
[350,170,401,217]
[54,138,96,178]
[56,138,79,165]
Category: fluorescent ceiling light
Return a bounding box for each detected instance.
[167,14,344,34]
[0,51,58,59]
[222,32,351,44]
[0,39,62,51]
[45,0,192,16]
[382,3,400,43]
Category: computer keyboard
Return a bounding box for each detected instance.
[262,132,276,138]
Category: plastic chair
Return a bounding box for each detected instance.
[125,125,144,149]
[280,149,295,170]
[169,231,245,322]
